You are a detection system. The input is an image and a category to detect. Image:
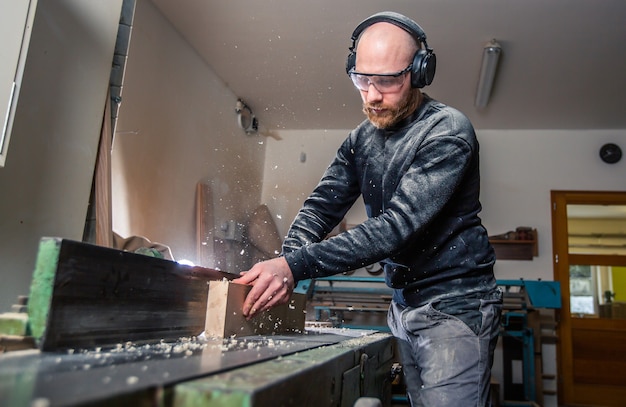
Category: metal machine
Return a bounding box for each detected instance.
[0,236,561,407]
[0,239,396,407]
[302,275,562,407]
[0,329,394,406]
[498,279,561,407]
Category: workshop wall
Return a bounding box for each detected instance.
[261,128,626,281]
[111,0,265,264]
[479,129,626,279]
[0,1,123,311]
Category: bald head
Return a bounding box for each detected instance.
[354,22,419,74]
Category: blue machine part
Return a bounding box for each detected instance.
[498,279,562,309]
[302,278,562,309]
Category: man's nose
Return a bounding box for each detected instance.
[366,83,383,102]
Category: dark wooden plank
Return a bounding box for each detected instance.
[28,237,235,351]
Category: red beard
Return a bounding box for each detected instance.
[363,90,421,129]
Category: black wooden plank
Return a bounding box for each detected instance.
[28,237,235,351]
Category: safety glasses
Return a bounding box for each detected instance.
[348,63,412,93]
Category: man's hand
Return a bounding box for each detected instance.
[232,257,295,319]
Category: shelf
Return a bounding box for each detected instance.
[489,228,538,260]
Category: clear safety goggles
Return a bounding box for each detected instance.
[348,63,412,93]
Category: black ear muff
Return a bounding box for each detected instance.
[346,11,436,88]
[346,50,356,75]
[411,48,436,88]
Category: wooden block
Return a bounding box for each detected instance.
[0,313,29,336]
[204,280,306,338]
[28,237,235,351]
[0,335,36,352]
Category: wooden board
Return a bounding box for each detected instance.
[95,88,113,248]
[204,280,306,338]
[28,237,235,351]
[196,182,215,267]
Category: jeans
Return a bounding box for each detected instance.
[387,290,502,407]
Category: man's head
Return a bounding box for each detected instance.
[346,12,436,129]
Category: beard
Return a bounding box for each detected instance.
[363,89,421,129]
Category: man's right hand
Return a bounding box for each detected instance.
[232,257,295,319]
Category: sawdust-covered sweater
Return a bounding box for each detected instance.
[282,94,498,308]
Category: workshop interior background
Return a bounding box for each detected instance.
[0,1,625,407]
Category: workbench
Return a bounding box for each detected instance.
[0,238,396,406]
[0,328,395,406]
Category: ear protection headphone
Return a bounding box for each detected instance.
[345,11,436,89]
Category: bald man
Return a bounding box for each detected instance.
[234,12,502,407]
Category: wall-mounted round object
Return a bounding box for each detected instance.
[237,107,258,134]
[235,99,258,135]
[599,143,622,164]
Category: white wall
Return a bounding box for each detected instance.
[480,129,626,279]
[262,128,626,281]
[0,1,123,311]
[261,129,359,237]
[112,0,266,266]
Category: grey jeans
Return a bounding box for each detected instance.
[387,291,502,407]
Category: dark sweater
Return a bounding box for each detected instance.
[282,94,497,308]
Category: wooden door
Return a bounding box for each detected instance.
[551,191,626,406]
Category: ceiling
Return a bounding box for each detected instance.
[150,0,626,133]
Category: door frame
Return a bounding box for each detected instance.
[551,190,626,406]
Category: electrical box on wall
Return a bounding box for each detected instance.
[215,220,245,242]
[0,0,38,167]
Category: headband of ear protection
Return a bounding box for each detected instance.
[346,11,436,89]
